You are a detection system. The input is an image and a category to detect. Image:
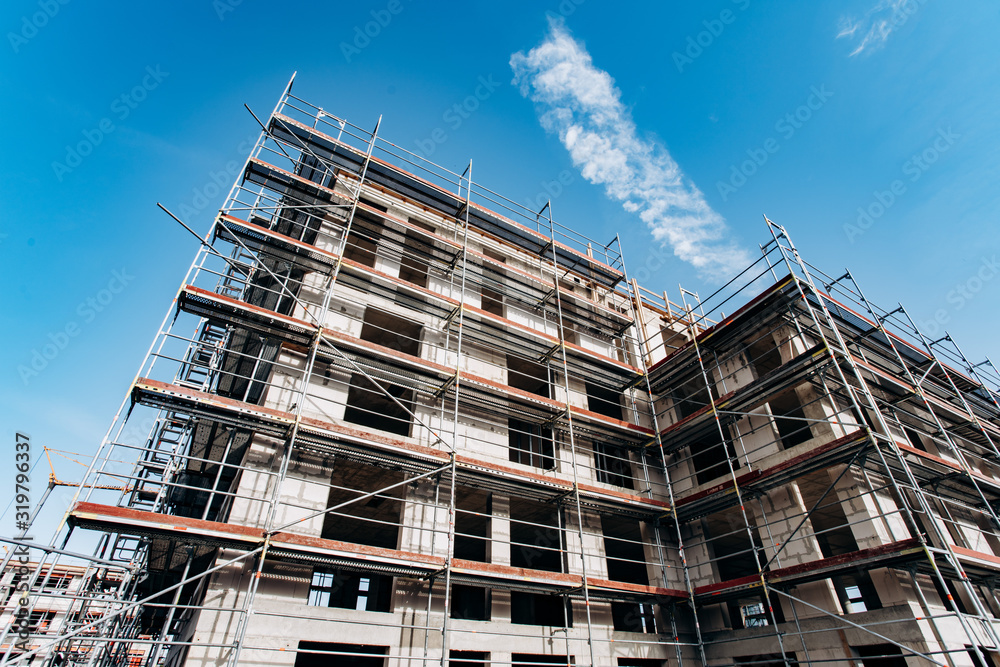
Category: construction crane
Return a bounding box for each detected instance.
[43,446,132,492]
[0,448,132,572]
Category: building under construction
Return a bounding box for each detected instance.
[6,77,1000,667]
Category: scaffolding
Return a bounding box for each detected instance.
[4,76,1000,667]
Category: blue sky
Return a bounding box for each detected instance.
[2,0,999,540]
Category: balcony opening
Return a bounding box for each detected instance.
[450,584,490,621]
[482,247,505,261]
[611,602,657,633]
[397,219,436,289]
[967,647,1000,667]
[705,514,763,584]
[358,197,387,212]
[726,591,785,630]
[344,374,416,437]
[321,458,403,550]
[508,419,555,470]
[672,380,715,420]
[507,354,550,397]
[852,644,908,667]
[833,572,882,613]
[560,317,580,347]
[770,389,813,449]
[510,497,563,572]
[359,308,422,357]
[594,442,634,488]
[738,600,769,627]
[481,286,504,317]
[618,659,666,667]
[344,230,378,267]
[725,580,785,630]
[601,516,648,585]
[798,471,859,558]
[343,210,385,268]
[344,309,422,437]
[928,577,970,613]
[585,381,623,420]
[558,276,581,294]
[689,433,740,486]
[450,652,489,667]
[307,567,393,612]
[480,249,506,317]
[295,641,387,667]
[904,426,927,452]
[661,325,684,357]
[510,592,567,627]
[455,487,490,562]
[745,334,783,380]
[505,355,555,465]
[512,655,572,665]
[736,653,798,667]
[849,403,881,434]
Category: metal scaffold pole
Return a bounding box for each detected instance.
[541,199,596,667]
[616,236,707,667]
[438,159,472,666]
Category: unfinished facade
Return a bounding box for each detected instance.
[5,77,1000,667]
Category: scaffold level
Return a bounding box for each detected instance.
[5,75,1000,667]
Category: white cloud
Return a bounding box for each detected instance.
[837,0,923,57]
[510,18,751,282]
